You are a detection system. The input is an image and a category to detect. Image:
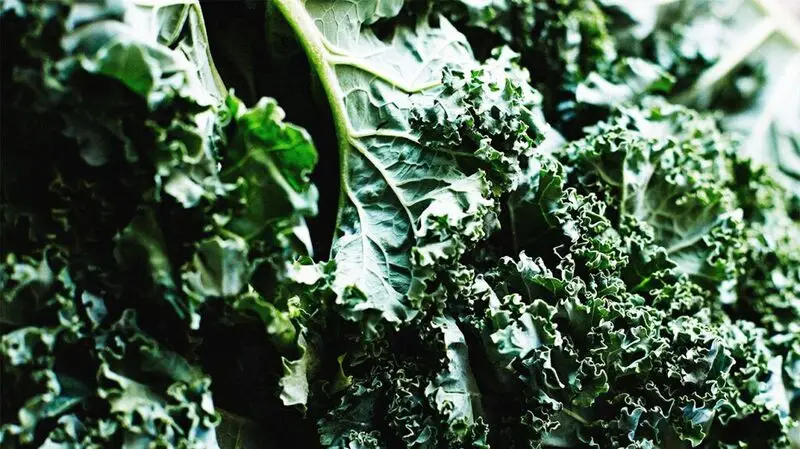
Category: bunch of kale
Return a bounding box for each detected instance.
[1,0,798,448]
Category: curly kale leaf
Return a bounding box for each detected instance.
[317,314,488,449]
[491,100,798,447]
[433,0,686,135]
[271,1,551,331]
[457,210,793,447]
[0,250,220,448]
[557,99,747,287]
[434,0,781,138]
[1,0,324,447]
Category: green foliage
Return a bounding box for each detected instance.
[1,1,799,449]
[1,0,320,446]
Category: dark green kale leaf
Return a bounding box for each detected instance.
[432,0,678,136]
[466,99,800,447]
[316,314,488,449]
[0,249,220,448]
[557,98,746,289]
[268,0,554,334]
[3,1,800,449]
[1,0,324,447]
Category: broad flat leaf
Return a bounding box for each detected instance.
[271,0,497,327]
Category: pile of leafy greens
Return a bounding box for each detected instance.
[1,0,798,448]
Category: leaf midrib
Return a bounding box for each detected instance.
[273,0,465,263]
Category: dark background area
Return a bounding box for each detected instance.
[201,0,341,260]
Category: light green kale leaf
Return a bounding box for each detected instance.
[673,0,800,194]
[271,1,549,330]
